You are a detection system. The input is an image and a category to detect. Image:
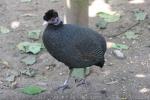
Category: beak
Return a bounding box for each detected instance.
[42,21,48,26]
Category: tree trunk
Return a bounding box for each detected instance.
[64,0,89,27]
[64,0,90,76]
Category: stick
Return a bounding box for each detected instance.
[106,22,140,38]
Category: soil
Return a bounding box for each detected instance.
[0,0,150,100]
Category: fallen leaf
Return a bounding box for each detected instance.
[21,85,46,95]
[0,26,10,34]
[124,31,139,39]
[105,0,112,3]
[17,42,42,54]
[0,59,9,68]
[21,0,32,2]
[134,9,147,21]
[96,18,107,29]
[21,56,36,65]
[17,42,30,52]
[71,67,90,79]
[97,12,120,22]
[41,43,45,49]
[111,43,129,50]
[49,0,59,2]
[121,97,128,100]
[28,30,41,40]
[27,43,42,54]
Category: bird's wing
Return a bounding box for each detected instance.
[74,37,104,63]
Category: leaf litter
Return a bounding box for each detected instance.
[97,12,121,22]
[21,55,36,65]
[17,42,42,54]
[20,85,46,95]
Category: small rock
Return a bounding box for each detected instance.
[139,88,150,93]
[130,61,134,64]
[0,60,9,69]
[45,64,56,71]
[11,21,20,29]
[11,82,19,89]
[22,13,36,17]
[0,81,3,84]
[37,82,48,87]
[100,89,107,94]
[129,70,134,73]
[50,64,56,67]
[123,41,126,44]
[107,63,114,66]
[113,50,125,59]
[11,70,20,77]
[20,68,37,77]
[59,72,63,76]
[135,74,145,78]
[106,80,118,85]
[5,74,16,82]
[45,66,50,70]
[121,77,128,81]
[0,91,3,94]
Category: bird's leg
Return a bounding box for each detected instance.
[76,68,90,87]
[55,69,73,91]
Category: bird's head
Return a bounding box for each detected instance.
[43,9,58,21]
[43,9,62,26]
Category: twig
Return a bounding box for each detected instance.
[106,21,140,38]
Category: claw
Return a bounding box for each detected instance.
[76,79,90,87]
[54,84,71,91]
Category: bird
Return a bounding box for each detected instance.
[42,9,107,91]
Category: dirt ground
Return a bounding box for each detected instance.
[0,0,150,100]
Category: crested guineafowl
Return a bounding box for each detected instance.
[42,9,107,91]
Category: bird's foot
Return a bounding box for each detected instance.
[75,79,90,87]
[54,84,71,91]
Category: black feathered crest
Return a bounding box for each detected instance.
[43,9,58,21]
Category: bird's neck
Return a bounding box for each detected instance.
[48,17,63,26]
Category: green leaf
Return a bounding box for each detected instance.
[21,56,36,65]
[27,43,42,54]
[124,31,139,39]
[28,30,41,40]
[21,0,32,2]
[21,85,46,95]
[41,43,45,49]
[49,0,59,2]
[71,67,90,79]
[105,0,112,3]
[112,43,129,50]
[0,26,10,34]
[134,10,147,21]
[96,18,108,29]
[17,42,42,54]
[97,12,120,22]
[17,42,30,52]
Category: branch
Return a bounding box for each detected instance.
[106,21,140,38]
